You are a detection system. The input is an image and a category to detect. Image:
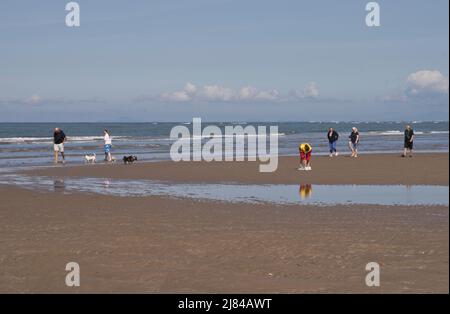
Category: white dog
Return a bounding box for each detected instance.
[84,153,96,163]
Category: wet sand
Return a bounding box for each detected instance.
[0,186,448,293]
[25,153,449,185]
[1,152,448,293]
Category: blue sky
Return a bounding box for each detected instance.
[0,0,448,121]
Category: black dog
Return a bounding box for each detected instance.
[123,155,138,164]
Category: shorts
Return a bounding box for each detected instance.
[300,151,311,162]
[404,141,413,150]
[104,144,112,154]
[350,142,358,149]
[54,143,64,152]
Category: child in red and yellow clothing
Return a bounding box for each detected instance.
[298,143,312,171]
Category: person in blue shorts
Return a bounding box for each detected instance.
[103,129,113,162]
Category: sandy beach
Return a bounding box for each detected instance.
[0,153,448,293]
[25,153,449,185]
[2,0,449,299]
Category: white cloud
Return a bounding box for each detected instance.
[237,86,279,101]
[184,82,197,95]
[255,89,280,101]
[303,82,319,98]
[26,94,42,104]
[405,70,449,96]
[160,82,197,102]
[292,81,320,99]
[237,86,256,100]
[160,83,281,103]
[200,85,235,101]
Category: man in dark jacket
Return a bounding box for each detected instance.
[402,125,415,157]
[327,128,339,157]
[53,128,66,163]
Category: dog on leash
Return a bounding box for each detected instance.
[84,153,96,163]
[123,155,137,164]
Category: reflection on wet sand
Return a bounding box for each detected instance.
[103,179,111,189]
[299,184,312,200]
[53,179,65,192]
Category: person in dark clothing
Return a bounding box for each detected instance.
[327,128,339,157]
[402,125,415,157]
[348,127,360,157]
[53,128,66,163]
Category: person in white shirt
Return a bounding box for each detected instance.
[103,129,113,162]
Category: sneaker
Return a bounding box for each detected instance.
[298,167,306,171]
[306,166,312,171]
[335,152,339,156]
[329,154,333,157]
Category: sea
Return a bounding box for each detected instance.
[0,121,448,168]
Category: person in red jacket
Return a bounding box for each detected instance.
[298,143,312,171]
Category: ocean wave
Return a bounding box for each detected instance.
[0,137,53,144]
[0,129,446,145]
[0,135,130,144]
[68,136,130,141]
[364,131,402,136]
[191,133,285,139]
[363,130,429,136]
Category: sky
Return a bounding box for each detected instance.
[0,0,448,122]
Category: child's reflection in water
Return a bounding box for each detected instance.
[299,184,312,200]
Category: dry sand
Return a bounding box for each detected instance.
[0,153,448,293]
[0,187,448,293]
[26,153,449,185]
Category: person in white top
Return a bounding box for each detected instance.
[103,129,113,162]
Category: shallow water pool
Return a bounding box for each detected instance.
[0,174,448,206]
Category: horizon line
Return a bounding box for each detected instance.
[0,120,449,124]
